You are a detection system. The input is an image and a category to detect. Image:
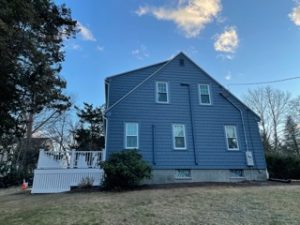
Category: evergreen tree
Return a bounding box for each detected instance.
[284,115,300,155]
[0,0,77,177]
[73,103,104,150]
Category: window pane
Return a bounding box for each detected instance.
[200,85,209,94]
[175,137,185,148]
[176,169,191,179]
[126,123,137,136]
[158,83,167,93]
[158,93,168,102]
[201,95,210,104]
[226,126,236,138]
[228,138,238,149]
[174,125,184,137]
[127,136,137,148]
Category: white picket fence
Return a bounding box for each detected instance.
[32,150,105,194]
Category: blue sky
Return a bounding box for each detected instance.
[56,0,300,107]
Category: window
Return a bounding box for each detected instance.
[172,124,186,150]
[225,125,239,150]
[125,123,138,149]
[199,84,211,105]
[156,81,169,103]
[230,169,244,177]
[175,169,191,179]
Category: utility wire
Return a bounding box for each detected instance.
[227,76,300,86]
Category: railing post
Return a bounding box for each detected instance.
[70,150,75,168]
[37,149,44,169]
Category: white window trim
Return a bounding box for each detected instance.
[156,81,169,104]
[125,123,139,149]
[224,125,239,151]
[198,84,212,105]
[172,124,187,150]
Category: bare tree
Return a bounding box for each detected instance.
[289,96,300,124]
[244,87,272,152]
[244,86,291,152]
[265,87,291,151]
[43,111,79,152]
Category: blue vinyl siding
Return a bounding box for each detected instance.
[105,53,267,170]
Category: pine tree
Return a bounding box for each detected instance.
[73,103,105,151]
[284,115,300,155]
[0,0,77,177]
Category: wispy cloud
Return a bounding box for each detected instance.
[135,0,222,38]
[289,4,300,26]
[225,72,232,80]
[214,26,239,57]
[96,45,104,52]
[77,22,96,41]
[131,45,149,60]
[71,43,81,50]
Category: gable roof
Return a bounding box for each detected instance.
[104,52,259,120]
[105,60,169,81]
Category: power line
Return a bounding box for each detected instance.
[227,76,300,86]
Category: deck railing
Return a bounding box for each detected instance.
[37,149,103,169]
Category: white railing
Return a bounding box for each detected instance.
[37,149,103,169]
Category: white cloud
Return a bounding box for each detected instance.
[289,4,300,26]
[132,45,149,60]
[225,72,232,80]
[71,43,81,50]
[96,45,104,52]
[77,22,96,41]
[135,0,222,38]
[214,26,239,53]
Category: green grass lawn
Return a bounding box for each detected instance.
[1,184,300,225]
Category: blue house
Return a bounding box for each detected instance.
[104,52,267,183]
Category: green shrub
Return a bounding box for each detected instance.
[266,153,300,179]
[100,150,151,190]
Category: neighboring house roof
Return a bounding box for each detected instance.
[104,52,259,120]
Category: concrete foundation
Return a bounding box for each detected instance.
[143,169,268,184]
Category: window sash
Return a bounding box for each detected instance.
[225,126,239,150]
[125,123,138,149]
[156,82,169,103]
[173,124,186,149]
[199,84,211,105]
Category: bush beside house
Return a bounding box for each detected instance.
[100,150,151,190]
[266,153,300,179]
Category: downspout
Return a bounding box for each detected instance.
[152,125,156,165]
[181,83,198,165]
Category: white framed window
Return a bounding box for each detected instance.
[172,124,187,150]
[125,123,139,149]
[225,125,239,150]
[199,84,211,105]
[156,81,169,103]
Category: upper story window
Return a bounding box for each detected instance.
[125,123,139,149]
[225,125,239,150]
[199,84,211,105]
[172,124,187,150]
[156,81,169,103]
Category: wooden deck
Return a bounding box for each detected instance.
[31,150,104,194]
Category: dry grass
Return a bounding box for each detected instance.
[1,184,300,225]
